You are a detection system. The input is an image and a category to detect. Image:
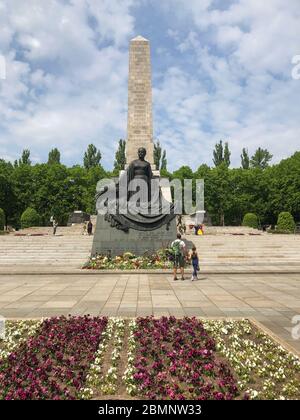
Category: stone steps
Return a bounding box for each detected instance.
[0,227,299,271]
[0,226,94,267]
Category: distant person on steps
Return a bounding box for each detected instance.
[87,220,93,235]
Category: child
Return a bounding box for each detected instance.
[190,246,199,281]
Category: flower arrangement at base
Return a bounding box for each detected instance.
[83,249,175,270]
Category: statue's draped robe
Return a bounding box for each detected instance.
[100,159,176,232]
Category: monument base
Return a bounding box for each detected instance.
[91,214,177,256]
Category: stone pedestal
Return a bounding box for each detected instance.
[92,215,176,256]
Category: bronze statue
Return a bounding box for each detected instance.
[96,148,175,232]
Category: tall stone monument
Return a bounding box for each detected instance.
[126,36,154,168]
[91,36,177,256]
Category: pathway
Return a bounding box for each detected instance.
[0,272,299,353]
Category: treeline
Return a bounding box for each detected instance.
[0,141,299,228]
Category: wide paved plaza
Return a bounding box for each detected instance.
[0,272,299,353]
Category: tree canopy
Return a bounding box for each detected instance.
[0,146,299,228]
[250,147,273,169]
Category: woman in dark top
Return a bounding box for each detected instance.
[190,246,199,281]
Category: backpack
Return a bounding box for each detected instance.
[172,240,182,257]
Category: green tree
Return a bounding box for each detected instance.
[194,164,211,179]
[0,160,16,226]
[12,164,35,226]
[113,139,126,172]
[241,148,250,169]
[250,148,273,169]
[213,140,230,167]
[0,208,5,230]
[224,142,231,168]
[19,149,31,166]
[172,165,194,180]
[205,164,233,225]
[48,148,61,165]
[266,152,300,222]
[84,165,107,214]
[161,150,167,171]
[153,140,167,170]
[213,140,223,167]
[83,144,102,169]
[153,141,162,170]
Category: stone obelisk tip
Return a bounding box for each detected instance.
[131,35,149,42]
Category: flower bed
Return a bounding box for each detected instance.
[0,317,299,400]
[0,320,41,360]
[127,316,239,400]
[83,250,175,270]
[0,316,108,400]
[203,319,300,400]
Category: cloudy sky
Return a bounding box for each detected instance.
[0,0,299,170]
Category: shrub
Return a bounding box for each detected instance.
[21,207,40,229]
[242,213,258,229]
[277,212,295,233]
[0,208,5,230]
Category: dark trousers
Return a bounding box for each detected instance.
[192,260,199,276]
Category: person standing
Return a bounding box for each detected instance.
[171,233,186,281]
[52,218,58,235]
[87,220,93,235]
[190,246,199,281]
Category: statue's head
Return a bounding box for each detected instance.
[138,147,147,160]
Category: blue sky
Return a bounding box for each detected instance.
[0,0,300,170]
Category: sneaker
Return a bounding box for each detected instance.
[181,277,185,281]
[173,277,178,281]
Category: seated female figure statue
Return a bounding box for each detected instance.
[96,147,175,232]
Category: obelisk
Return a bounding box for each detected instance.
[126,35,154,167]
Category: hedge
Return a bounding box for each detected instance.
[242,213,258,229]
[277,212,295,233]
[20,207,40,229]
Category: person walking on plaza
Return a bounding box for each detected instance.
[171,233,186,281]
[87,220,93,235]
[190,246,199,281]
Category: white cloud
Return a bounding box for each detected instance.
[0,0,135,167]
[152,0,300,168]
[0,0,299,171]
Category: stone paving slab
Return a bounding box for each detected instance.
[1,273,300,354]
[1,264,300,275]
